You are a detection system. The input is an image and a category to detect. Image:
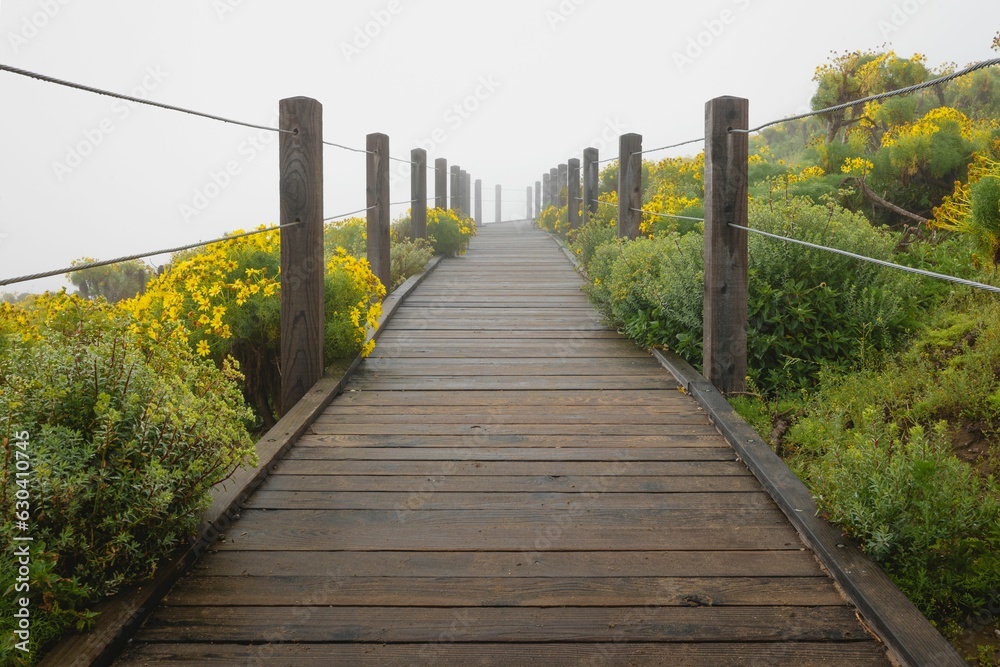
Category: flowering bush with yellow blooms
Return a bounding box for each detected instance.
[0,291,256,665]
[536,205,569,236]
[128,226,384,427]
[426,207,476,256]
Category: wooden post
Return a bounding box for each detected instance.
[568,158,581,230]
[411,148,427,240]
[542,173,551,210]
[534,180,541,219]
[495,184,502,223]
[366,133,391,293]
[618,133,642,239]
[558,163,568,207]
[703,96,749,394]
[463,171,471,218]
[450,165,460,212]
[434,158,447,209]
[475,179,483,227]
[549,168,558,209]
[583,147,599,226]
[279,96,324,415]
[527,186,533,220]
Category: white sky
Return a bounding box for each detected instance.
[0,0,996,293]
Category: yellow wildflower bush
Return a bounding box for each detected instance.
[426,207,476,256]
[127,225,385,425]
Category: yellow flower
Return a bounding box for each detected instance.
[196,340,211,357]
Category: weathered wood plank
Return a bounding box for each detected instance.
[243,490,771,511]
[269,460,748,476]
[282,447,735,461]
[117,642,891,666]
[163,575,847,607]
[133,606,873,643]
[189,549,828,578]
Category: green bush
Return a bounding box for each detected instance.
[0,294,257,664]
[389,239,434,292]
[426,208,476,256]
[570,217,616,267]
[581,197,923,394]
[811,417,1000,621]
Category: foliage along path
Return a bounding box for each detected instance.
[114,221,891,665]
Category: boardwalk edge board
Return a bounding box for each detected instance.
[37,257,444,667]
[650,347,965,667]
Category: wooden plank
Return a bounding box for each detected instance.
[330,389,686,407]
[211,511,799,552]
[305,422,720,436]
[189,549,828,578]
[259,474,765,494]
[295,434,725,448]
[344,376,681,391]
[133,606,872,643]
[116,642,891,666]
[269,460,748,476]
[282,447,736,462]
[244,490,773,511]
[163,575,847,607]
[312,411,711,426]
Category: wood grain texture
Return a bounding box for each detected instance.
[618,133,642,239]
[113,222,892,667]
[366,132,391,291]
[434,157,447,209]
[410,147,427,240]
[278,96,325,414]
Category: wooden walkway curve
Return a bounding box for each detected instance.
[115,221,892,665]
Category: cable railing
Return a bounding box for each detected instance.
[0,62,505,412]
[530,57,1000,396]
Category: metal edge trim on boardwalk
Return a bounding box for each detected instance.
[38,256,444,667]
[545,227,964,666]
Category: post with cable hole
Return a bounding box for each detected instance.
[703,96,749,394]
[495,185,502,223]
[534,180,541,220]
[279,96,325,415]
[475,179,483,227]
[542,173,551,210]
[527,186,533,221]
[435,158,448,209]
[366,133,391,294]
[583,147,599,226]
[568,158,581,230]
[411,148,427,240]
[618,133,642,239]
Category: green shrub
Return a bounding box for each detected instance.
[570,217,616,267]
[0,293,257,664]
[582,197,924,394]
[426,208,475,256]
[811,417,1000,621]
[389,239,434,292]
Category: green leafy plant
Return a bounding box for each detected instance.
[0,293,257,664]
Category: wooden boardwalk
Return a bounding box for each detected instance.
[116,221,891,665]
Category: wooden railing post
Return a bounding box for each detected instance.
[534,180,541,219]
[475,179,483,227]
[583,147,599,226]
[558,163,568,207]
[495,184,502,223]
[549,168,558,209]
[367,132,391,292]
[527,186,533,220]
[450,165,460,212]
[568,158,581,230]
[542,173,551,210]
[463,171,471,218]
[411,148,427,240]
[279,96,324,415]
[435,158,447,209]
[703,96,749,394]
[618,133,642,239]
